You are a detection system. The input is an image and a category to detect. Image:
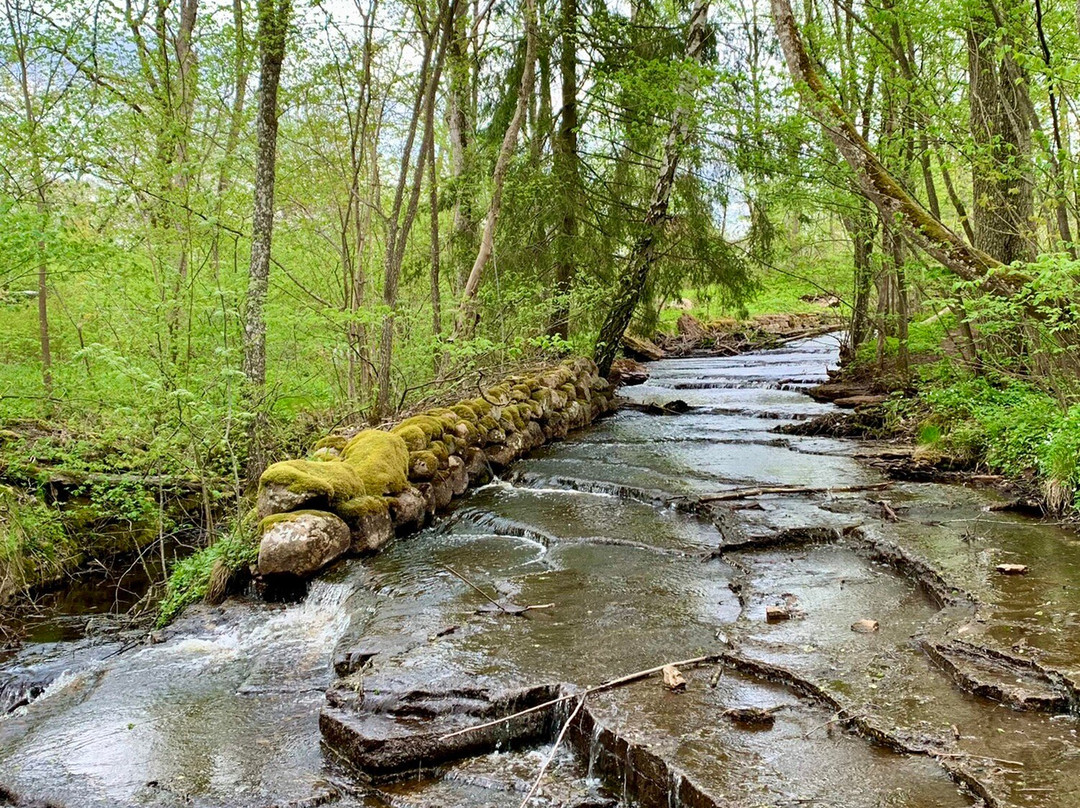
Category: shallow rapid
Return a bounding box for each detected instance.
[3,334,1079,807]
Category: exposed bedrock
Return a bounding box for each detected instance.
[253,358,614,579]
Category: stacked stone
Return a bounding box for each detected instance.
[255,358,613,579]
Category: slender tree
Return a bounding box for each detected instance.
[593,0,711,376]
[242,0,292,392]
[549,0,579,340]
[453,0,539,340]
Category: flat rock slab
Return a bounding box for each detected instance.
[922,640,1074,713]
[320,680,565,776]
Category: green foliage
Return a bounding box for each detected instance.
[0,485,73,601]
[156,527,259,627]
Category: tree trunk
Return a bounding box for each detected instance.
[166,0,199,365]
[453,0,538,341]
[242,0,292,393]
[549,0,579,341]
[841,198,876,353]
[447,0,475,294]
[429,105,442,342]
[375,0,454,417]
[967,3,1036,265]
[211,0,252,276]
[769,0,1021,293]
[593,0,711,377]
[8,2,52,398]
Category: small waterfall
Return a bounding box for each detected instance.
[586,720,602,783]
[451,508,556,548]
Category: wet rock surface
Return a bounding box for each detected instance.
[4,334,1080,808]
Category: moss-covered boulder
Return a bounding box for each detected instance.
[337,496,394,553]
[342,430,410,496]
[257,459,366,518]
[258,510,350,577]
[409,451,439,480]
[394,415,446,442]
[392,424,429,452]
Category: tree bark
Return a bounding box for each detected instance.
[447,0,475,293]
[549,0,579,341]
[211,0,253,276]
[375,0,454,417]
[967,2,1035,265]
[242,0,292,392]
[769,0,1023,294]
[7,0,52,396]
[593,0,711,377]
[429,103,443,342]
[453,0,538,340]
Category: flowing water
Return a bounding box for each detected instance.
[3,335,1080,807]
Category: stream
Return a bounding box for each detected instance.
[3,334,1080,807]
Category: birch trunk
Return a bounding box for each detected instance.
[453,0,538,341]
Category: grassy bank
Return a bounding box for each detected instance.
[845,316,1080,515]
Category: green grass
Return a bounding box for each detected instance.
[884,361,1080,510]
[156,522,259,626]
[655,254,854,333]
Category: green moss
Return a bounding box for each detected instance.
[395,415,446,441]
[478,415,499,432]
[314,435,348,452]
[392,423,429,452]
[510,384,531,402]
[259,458,365,503]
[503,405,527,431]
[468,398,493,417]
[451,404,478,422]
[455,420,479,444]
[156,527,259,627]
[257,508,336,532]
[342,430,410,495]
[410,450,439,476]
[427,440,450,464]
[485,384,511,403]
[336,495,390,527]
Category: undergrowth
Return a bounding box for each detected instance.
[156,517,260,627]
[884,361,1080,511]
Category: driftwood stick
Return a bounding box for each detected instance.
[438,694,576,741]
[439,654,725,741]
[440,564,506,611]
[698,482,892,503]
[518,695,586,808]
[441,564,554,616]
[932,751,1025,768]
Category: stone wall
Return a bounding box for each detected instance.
[255,357,615,578]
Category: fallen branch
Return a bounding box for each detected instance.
[697,482,892,503]
[440,564,553,616]
[439,653,725,741]
[518,695,586,808]
[932,751,1025,768]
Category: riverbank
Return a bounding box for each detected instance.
[3,334,1080,807]
[799,348,1080,519]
